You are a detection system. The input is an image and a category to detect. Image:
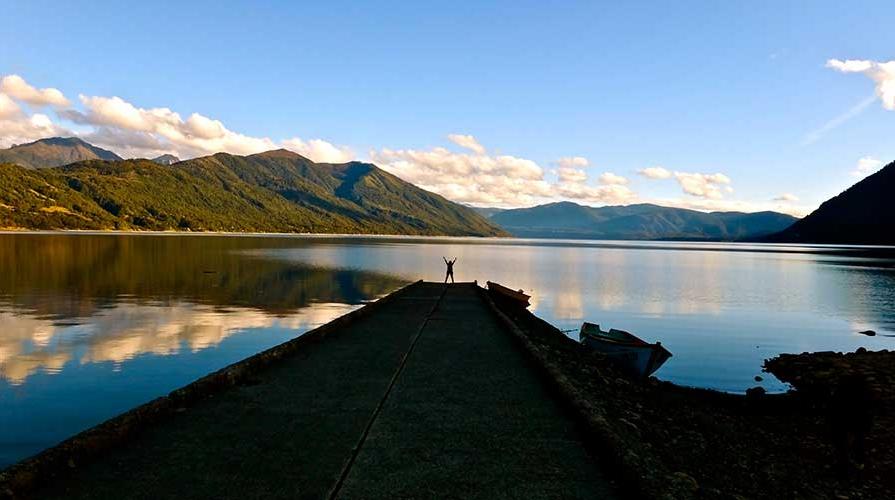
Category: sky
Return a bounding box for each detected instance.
[2,1,895,217]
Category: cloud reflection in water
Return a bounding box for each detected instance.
[0,301,358,385]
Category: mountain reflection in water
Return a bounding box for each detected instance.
[2,232,895,468]
[0,233,409,466]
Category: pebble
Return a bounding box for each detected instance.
[754,375,763,382]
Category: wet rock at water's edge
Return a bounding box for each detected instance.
[745,386,766,398]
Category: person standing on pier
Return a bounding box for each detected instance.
[443,257,457,283]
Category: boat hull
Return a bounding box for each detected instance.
[486,281,531,308]
[579,323,671,377]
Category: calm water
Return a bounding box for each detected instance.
[2,233,895,467]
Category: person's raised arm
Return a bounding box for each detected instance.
[443,256,448,264]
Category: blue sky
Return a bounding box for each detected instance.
[2,1,894,215]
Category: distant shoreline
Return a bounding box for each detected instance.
[2,228,895,251]
[0,228,510,240]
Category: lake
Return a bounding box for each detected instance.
[2,232,894,467]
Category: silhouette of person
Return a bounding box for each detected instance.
[443,257,457,283]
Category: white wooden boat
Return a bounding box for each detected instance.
[578,322,671,377]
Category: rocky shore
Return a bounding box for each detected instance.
[493,296,894,499]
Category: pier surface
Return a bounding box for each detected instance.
[32,282,618,499]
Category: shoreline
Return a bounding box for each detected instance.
[492,295,895,498]
[2,229,894,252]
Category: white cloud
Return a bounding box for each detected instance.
[827,59,895,109]
[0,79,71,147]
[554,182,636,204]
[558,156,589,168]
[69,94,352,161]
[371,144,551,206]
[0,93,22,120]
[851,156,883,177]
[281,137,354,163]
[773,193,799,202]
[72,95,279,157]
[0,102,69,149]
[799,58,895,146]
[598,172,628,185]
[555,157,590,183]
[557,167,587,183]
[371,139,637,206]
[0,74,351,161]
[638,166,672,179]
[447,134,486,155]
[674,172,731,199]
[0,74,70,108]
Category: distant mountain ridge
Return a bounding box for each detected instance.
[771,160,895,245]
[0,137,122,169]
[484,201,798,241]
[0,136,808,241]
[0,138,505,236]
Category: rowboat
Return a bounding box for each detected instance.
[486,281,531,308]
[578,322,671,377]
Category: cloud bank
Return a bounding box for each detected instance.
[370,141,636,206]
[0,74,811,216]
[0,74,352,163]
[0,75,70,108]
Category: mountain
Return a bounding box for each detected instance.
[0,137,122,168]
[151,154,180,165]
[487,201,798,241]
[771,161,895,245]
[0,145,505,236]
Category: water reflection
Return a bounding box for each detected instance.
[0,301,356,385]
[0,233,411,467]
[259,238,895,392]
[2,233,895,468]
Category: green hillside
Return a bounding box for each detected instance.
[0,150,505,236]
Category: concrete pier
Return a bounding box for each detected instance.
[21,282,619,499]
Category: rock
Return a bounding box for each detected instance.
[859,330,876,336]
[619,418,640,435]
[669,471,699,492]
[754,375,763,382]
[856,347,867,354]
[745,386,766,397]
